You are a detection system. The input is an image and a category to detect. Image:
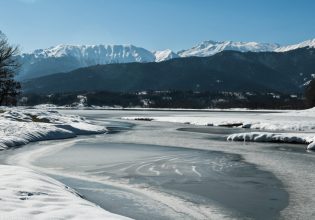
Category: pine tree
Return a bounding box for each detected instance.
[0,32,21,105]
[305,79,315,107]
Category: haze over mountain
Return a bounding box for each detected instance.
[23,47,315,95]
[18,38,315,80]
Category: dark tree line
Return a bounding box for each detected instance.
[0,31,21,106]
[21,90,306,109]
[305,79,315,107]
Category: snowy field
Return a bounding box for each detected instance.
[123,108,315,150]
[0,107,130,220]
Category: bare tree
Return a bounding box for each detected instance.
[0,31,21,105]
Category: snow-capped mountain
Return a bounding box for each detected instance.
[178,40,280,57]
[18,44,179,79]
[154,49,179,62]
[275,38,315,52]
[18,44,157,80]
[18,38,315,80]
[22,44,156,64]
[23,45,315,95]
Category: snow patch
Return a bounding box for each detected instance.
[0,165,130,220]
[0,108,106,150]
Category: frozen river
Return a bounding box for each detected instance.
[3,110,315,219]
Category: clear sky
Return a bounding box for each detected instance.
[1,0,315,52]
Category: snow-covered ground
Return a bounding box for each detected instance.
[0,108,106,150]
[123,108,315,150]
[0,165,130,220]
[0,108,131,219]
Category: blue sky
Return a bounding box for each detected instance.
[1,0,315,52]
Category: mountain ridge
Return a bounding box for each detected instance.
[178,40,280,57]
[22,47,315,95]
[18,38,315,80]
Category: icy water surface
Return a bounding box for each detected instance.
[5,109,314,219]
[7,109,286,220]
[34,141,287,219]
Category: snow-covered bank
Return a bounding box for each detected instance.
[0,108,132,219]
[0,108,106,150]
[227,132,315,150]
[0,165,130,220]
[122,108,315,150]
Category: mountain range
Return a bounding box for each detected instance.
[17,38,315,80]
[23,47,315,94]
